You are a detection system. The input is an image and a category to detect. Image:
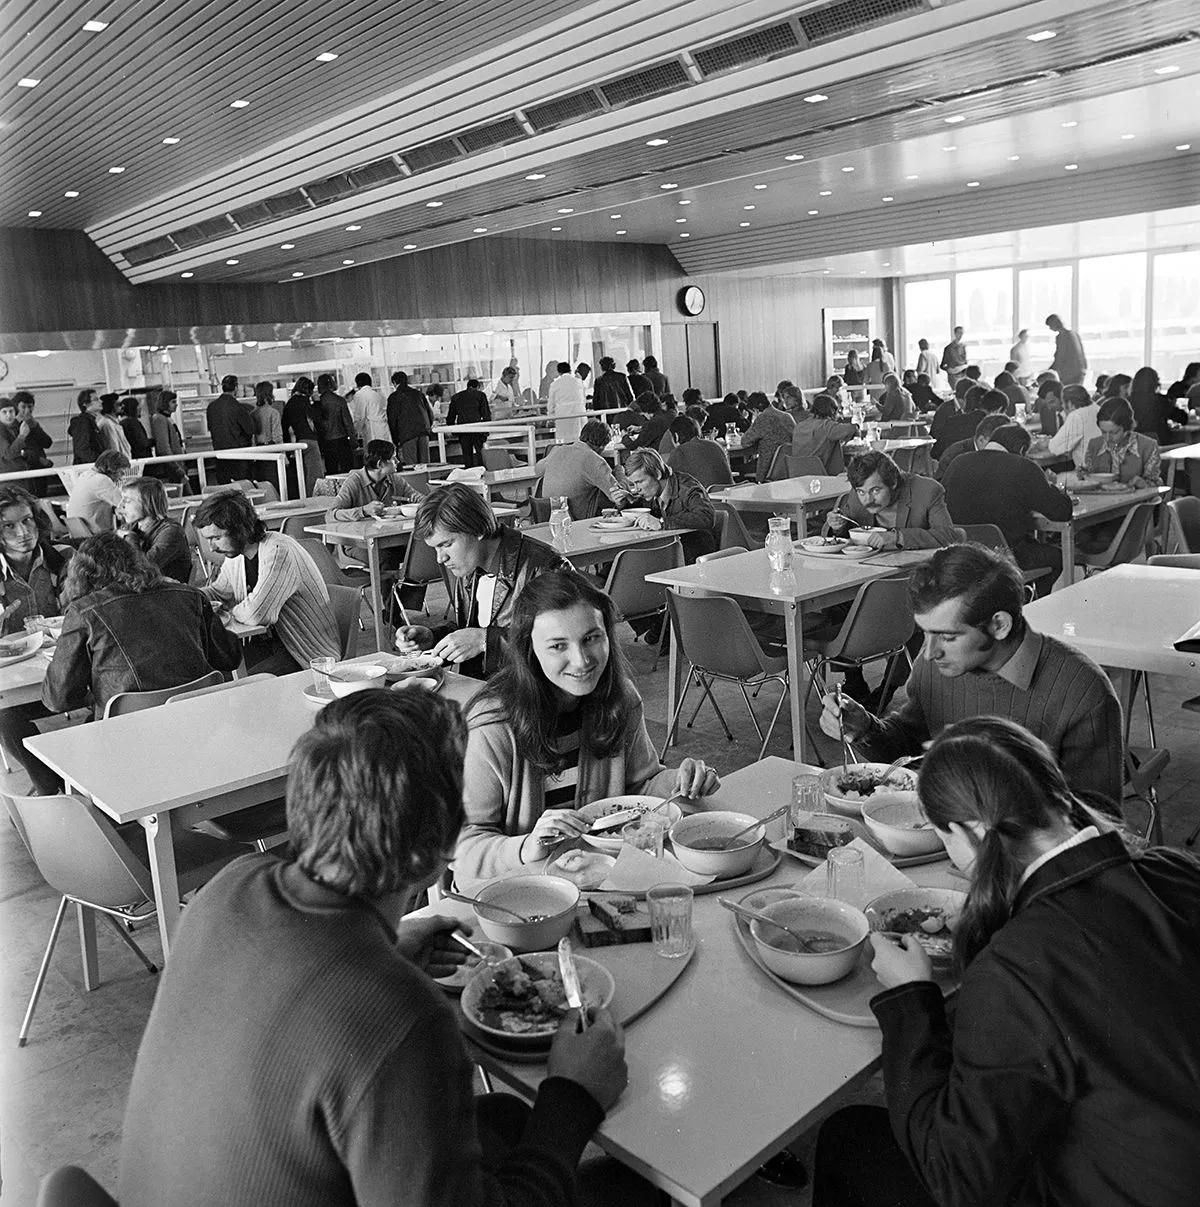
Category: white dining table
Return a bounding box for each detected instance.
[711,477,848,529]
[523,517,683,569]
[23,663,481,954]
[1161,443,1200,493]
[423,755,957,1207]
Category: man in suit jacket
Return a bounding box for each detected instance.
[206,374,256,484]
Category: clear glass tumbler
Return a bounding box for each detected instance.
[309,656,336,692]
[826,846,866,907]
[790,773,824,831]
[647,884,694,958]
[622,818,665,859]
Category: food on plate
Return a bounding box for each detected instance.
[803,535,846,548]
[434,940,512,989]
[588,799,662,822]
[0,635,30,655]
[475,961,573,1034]
[788,815,856,859]
[832,766,916,801]
[877,905,958,959]
[762,928,856,955]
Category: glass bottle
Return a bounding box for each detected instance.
[765,515,793,573]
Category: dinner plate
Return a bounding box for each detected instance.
[0,633,46,666]
[820,763,919,816]
[585,844,783,898]
[578,796,684,853]
[798,537,850,553]
[589,518,634,531]
[389,670,444,693]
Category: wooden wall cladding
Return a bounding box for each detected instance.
[0,227,891,391]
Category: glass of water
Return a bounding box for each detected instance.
[826,846,866,907]
[622,817,666,859]
[309,656,336,691]
[647,884,694,958]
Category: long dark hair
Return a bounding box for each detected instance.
[62,532,163,606]
[477,571,636,771]
[919,717,1129,971]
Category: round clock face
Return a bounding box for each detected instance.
[0,357,8,382]
[679,286,706,316]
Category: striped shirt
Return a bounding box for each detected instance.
[543,713,583,809]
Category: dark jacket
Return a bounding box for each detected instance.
[317,391,355,443]
[702,401,750,436]
[0,422,30,474]
[150,411,185,456]
[631,411,674,451]
[446,388,491,426]
[387,387,434,445]
[944,449,1073,546]
[124,517,193,583]
[69,413,105,464]
[1131,390,1188,447]
[930,403,985,458]
[42,580,241,714]
[431,528,569,679]
[826,473,964,549]
[872,833,1200,1207]
[592,371,634,411]
[281,392,319,442]
[206,393,256,451]
[651,469,718,561]
[0,542,70,635]
[666,439,733,488]
[627,371,652,398]
[910,382,940,413]
[121,416,154,459]
[643,368,670,396]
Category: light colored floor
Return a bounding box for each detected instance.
[2,593,1197,1206]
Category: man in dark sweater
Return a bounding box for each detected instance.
[386,370,434,464]
[821,544,1123,807]
[447,378,492,467]
[206,373,256,483]
[929,384,987,459]
[120,690,626,1207]
[943,422,1072,583]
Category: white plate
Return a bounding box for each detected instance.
[578,795,684,853]
[589,518,634,531]
[0,633,45,665]
[798,537,850,553]
[820,763,919,816]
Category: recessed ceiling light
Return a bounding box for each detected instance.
[1007,154,1021,161]
[472,227,488,233]
[1177,144,1192,151]
[230,99,250,108]
[841,165,855,172]
[753,184,767,190]
[679,232,690,238]
[803,93,828,103]
[27,210,41,217]
[345,224,361,230]
[808,209,819,215]
[1027,29,1056,41]
[944,115,965,124]
[426,201,443,208]
[881,262,891,267]
[1064,163,1078,171]
[180,272,193,278]
[942,145,957,152]
[556,207,573,214]
[678,199,691,205]
[1061,120,1077,128]
[822,269,830,274]
[1155,65,1180,75]
[403,243,417,250]
[340,259,356,265]
[63,190,79,197]
[82,19,109,31]
[881,195,894,201]
[675,217,687,223]
[906,174,919,180]
[743,205,755,210]
[17,78,39,88]
[292,271,304,277]
[315,52,338,62]
[525,173,546,180]
[739,221,750,227]
[1120,133,1136,140]
[225,258,239,265]
[550,226,562,231]
[280,242,295,249]
[819,190,832,196]
[784,153,804,161]
[108,166,125,173]
[615,229,627,235]
[659,183,678,190]
[162,136,180,144]
[966,180,981,187]
[646,137,669,146]
[610,213,621,218]
[858,269,866,274]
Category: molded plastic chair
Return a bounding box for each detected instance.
[1148,553,1200,570]
[1075,502,1158,574]
[390,526,450,625]
[326,583,361,659]
[696,546,747,564]
[602,538,684,671]
[714,501,764,551]
[6,791,234,1046]
[763,444,789,482]
[661,590,790,761]
[481,448,527,503]
[281,512,322,540]
[37,1164,118,1207]
[1165,497,1200,554]
[784,453,826,478]
[960,523,1054,598]
[166,673,276,703]
[103,670,224,718]
[529,496,552,524]
[297,538,372,630]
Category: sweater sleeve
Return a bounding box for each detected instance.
[331,476,370,521]
[232,538,301,627]
[456,713,533,882]
[871,961,1071,1207]
[622,703,678,797]
[201,599,245,674]
[1057,688,1124,807]
[1019,461,1073,522]
[858,661,933,762]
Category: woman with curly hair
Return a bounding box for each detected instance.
[454,570,721,887]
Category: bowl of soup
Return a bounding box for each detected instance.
[326,663,388,697]
[471,874,581,952]
[748,896,869,985]
[847,527,888,546]
[669,811,763,878]
[860,792,943,857]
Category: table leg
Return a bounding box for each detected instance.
[274,454,289,501]
[142,813,181,958]
[293,448,308,499]
[196,458,209,493]
[664,609,682,751]
[367,537,387,653]
[786,598,806,761]
[76,903,99,991]
[437,431,448,464]
[1055,523,1077,590]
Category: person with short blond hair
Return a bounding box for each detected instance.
[118,476,191,582]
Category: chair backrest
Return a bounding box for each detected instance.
[821,577,916,663]
[959,523,1011,553]
[296,537,354,587]
[255,480,281,504]
[696,545,747,563]
[785,453,826,478]
[1148,553,1200,570]
[37,1165,119,1207]
[891,448,917,474]
[326,583,360,658]
[104,670,225,718]
[65,516,97,542]
[400,528,441,587]
[232,479,258,494]
[281,512,318,539]
[4,791,153,908]
[602,538,684,620]
[481,448,516,473]
[1088,501,1158,568]
[764,444,788,482]
[166,673,276,703]
[666,590,778,679]
[529,496,551,524]
[1167,496,1200,555]
[715,502,764,550]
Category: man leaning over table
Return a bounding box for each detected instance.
[821,543,1123,807]
[119,689,627,1207]
[196,489,339,675]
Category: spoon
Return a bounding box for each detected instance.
[717,898,819,952]
[443,890,533,923]
[448,930,504,964]
[313,665,358,684]
[710,805,789,850]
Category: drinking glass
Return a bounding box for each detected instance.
[790,773,824,830]
[647,885,694,958]
[826,846,866,907]
[309,656,336,691]
[622,817,665,859]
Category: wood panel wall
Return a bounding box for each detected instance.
[0,227,892,393]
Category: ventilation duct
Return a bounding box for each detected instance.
[348,157,405,188]
[798,0,927,44]
[122,236,178,266]
[231,189,312,228]
[693,23,803,77]
[525,89,606,132]
[457,117,527,153]
[600,59,691,107]
[402,137,463,172]
[171,215,238,248]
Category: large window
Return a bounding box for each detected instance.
[1078,253,1146,381]
[1017,266,1073,376]
[902,278,950,376]
[955,268,1014,378]
[1151,250,1200,387]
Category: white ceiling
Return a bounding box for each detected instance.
[3,0,1199,286]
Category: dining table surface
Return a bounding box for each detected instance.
[522,516,682,568]
[1161,442,1200,491]
[711,476,848,517]
[422,754,958,1207]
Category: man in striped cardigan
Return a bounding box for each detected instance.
[821,543,1123,810]
[197,490,340,675]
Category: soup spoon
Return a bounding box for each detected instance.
[717,898,819,952]
[710,804,789,849]
[443,890,536,923]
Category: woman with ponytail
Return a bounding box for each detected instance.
[813,716,1200,1207]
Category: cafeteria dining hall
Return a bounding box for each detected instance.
[4,0,1200,1202]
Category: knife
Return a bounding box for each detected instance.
[588,807,642,834]
[557,936,588,1031]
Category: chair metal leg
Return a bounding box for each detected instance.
[1141,672,1157,749]
[691,675,735,740]
[476,1064,494,1093]
[661,668,699,758]
[737,683,766,744]
[19,896,69,1047]
[0,744,11,774]
[756,677,790,761]
[99,912,158,976]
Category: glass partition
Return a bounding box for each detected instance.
[1151,250,1200,386]
[955,268,1014,378]
[1078,253,1147,381]
[902,279,951,376]
[1017,266,1073,374]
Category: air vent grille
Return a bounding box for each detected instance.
[600,59,691,107]
[348,158,405,189]
[306,173,356,204]
[525,89,605,132]
[122,236,178,266]
[457,117,527,153]
[798,0,926,44]
[403,138,463,171]
[693,23,802,77]
[172,216,237,248]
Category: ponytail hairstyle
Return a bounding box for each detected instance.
[918,716,1129,971]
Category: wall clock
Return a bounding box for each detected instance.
[677,285,706,317]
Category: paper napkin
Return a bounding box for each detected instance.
[796,837,915,902]
[600,844,715,892]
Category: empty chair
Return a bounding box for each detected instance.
[1075,502,1158,575]
[325,583,361,658]
[254,480,281,504]
[104,670,224,718]
[390,525,448,625]
[785,453,826,478]
[166,673,276,702]
[696,546,747,564]
[480,448,526,503]
[602,538,683,670]
[295,538,371,630]
[960,523,1055,598]
[715,502,764,551]
[36,1164,117,1207]
[1165,497,1200,554]
[661,590,790,761]
[6,791,234,1046]
[281,512,321,540]
[529,496,552,524]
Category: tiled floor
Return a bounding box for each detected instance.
[2,596,1197,1206]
